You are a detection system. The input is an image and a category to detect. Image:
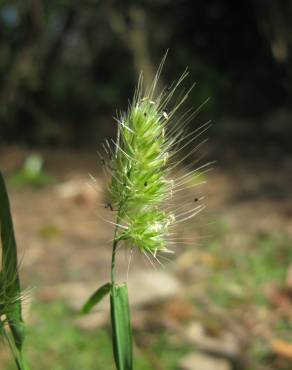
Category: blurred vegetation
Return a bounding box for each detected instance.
[1,225,291,370]
[9,153,55,186]
[2,301,189,370]
[0,0,292,146]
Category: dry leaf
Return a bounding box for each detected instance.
[271,339,292,360]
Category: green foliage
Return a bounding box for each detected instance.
[110,284,133,370]
[81,282,111,315]
[3,300,188,370]
[9,155,54,188]
[150,333,190,370]
[199,227,292,308]
[19,301,117,370]
[0,171,30,370]
[0,171,25,350]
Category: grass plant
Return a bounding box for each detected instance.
[82,56,210,370]
[0,171,30,370]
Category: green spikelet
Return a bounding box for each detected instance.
[103,57,210,257]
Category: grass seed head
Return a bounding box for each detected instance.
[103,58,209,258]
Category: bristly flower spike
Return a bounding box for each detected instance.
[102,56,211,259]
[82,57,212,370]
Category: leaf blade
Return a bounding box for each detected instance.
[81,282,111,314]
[0,171,25,350]
[110,283,133,370]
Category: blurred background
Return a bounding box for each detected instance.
[1,1,292,369]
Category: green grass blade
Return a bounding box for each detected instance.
[81,282,111,314]
[110,283,133,370]
[1,324,30,370]
[0,171,25,350]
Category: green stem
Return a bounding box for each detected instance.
[111,238,118,287]
[111,116,122,288]
[2,327,30,370]
[111,213,121,287]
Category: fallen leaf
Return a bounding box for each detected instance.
[271,339,292,360]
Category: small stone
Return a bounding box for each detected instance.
[55,178,101,206]
[185,321,241,360]
[128,270,181,307]
[179,353,231,370]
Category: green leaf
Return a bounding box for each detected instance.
[81,282,111,314]
[110,283,133,370]
[0,171,25,350]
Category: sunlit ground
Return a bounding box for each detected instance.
[1,145,292,370]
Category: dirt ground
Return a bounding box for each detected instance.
[1,142,292,369]
[1,144,291,279]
